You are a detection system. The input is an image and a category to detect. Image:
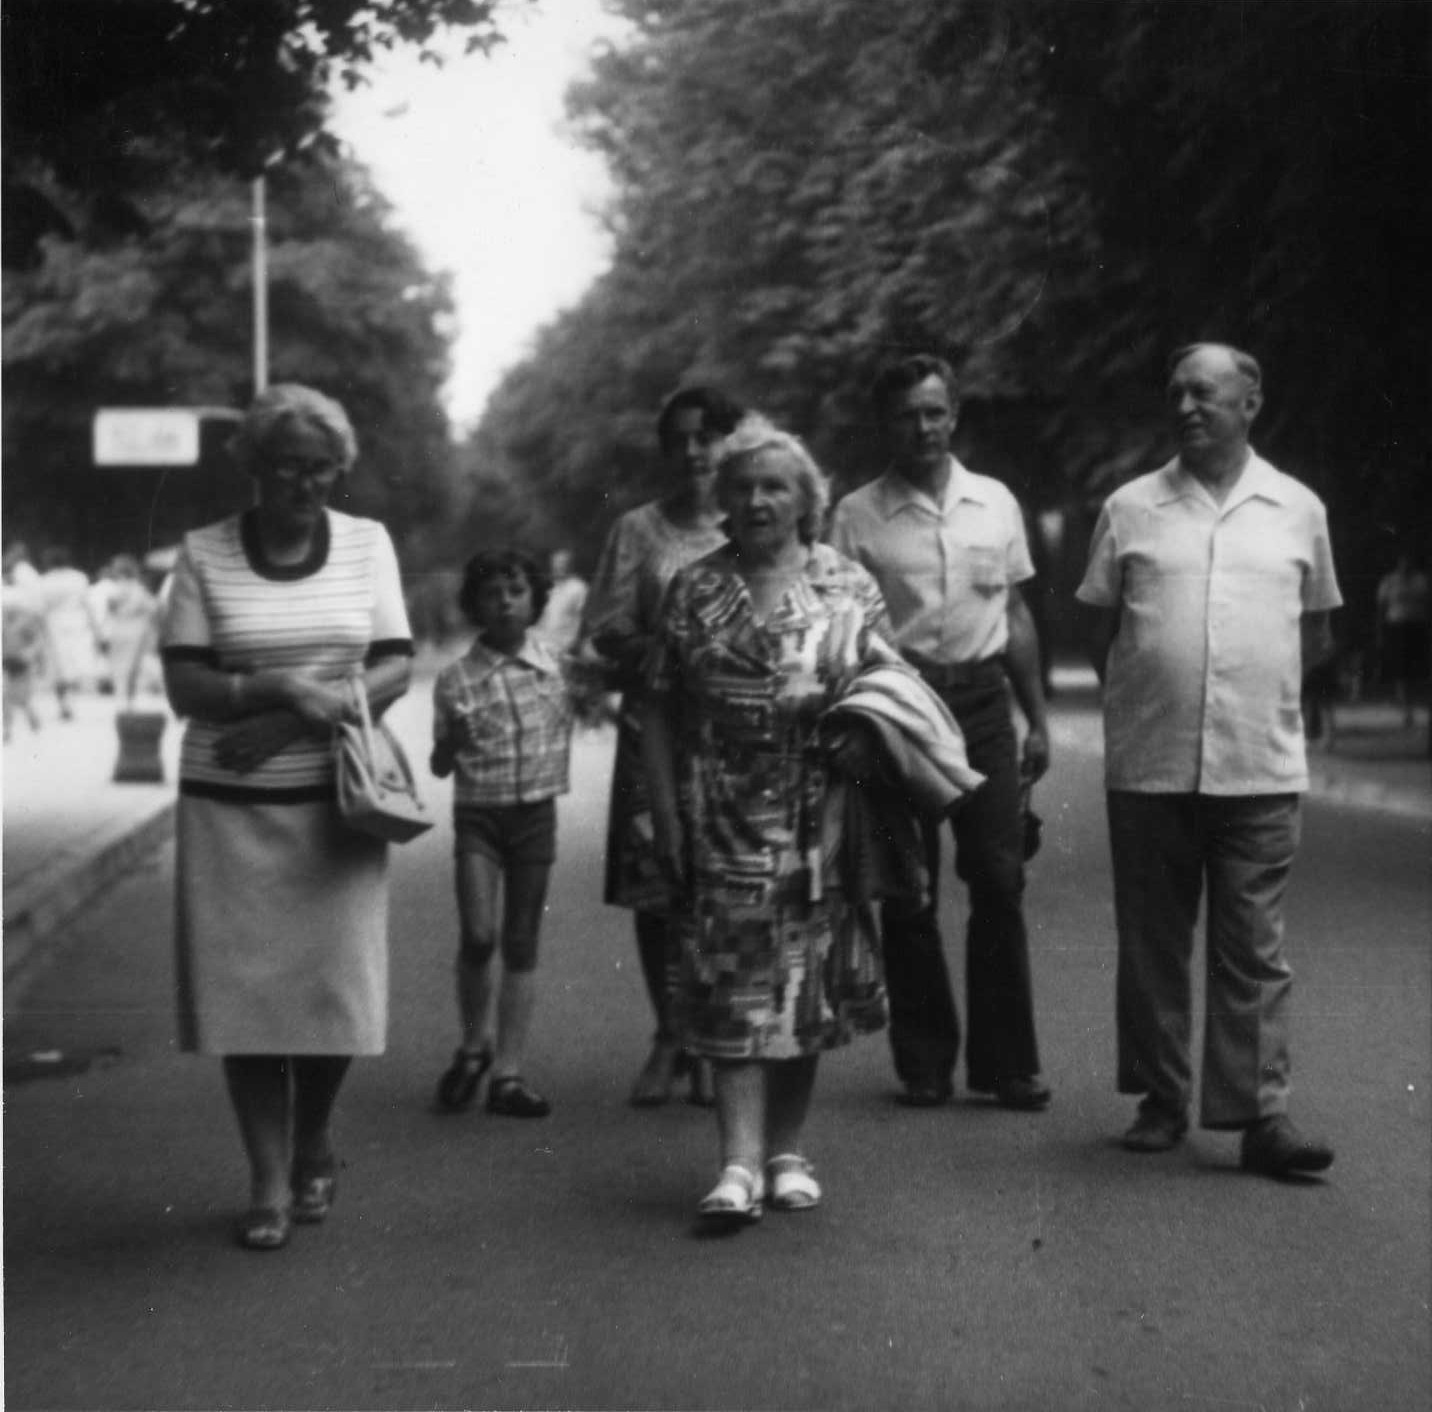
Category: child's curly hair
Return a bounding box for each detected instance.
[457,549,552,627]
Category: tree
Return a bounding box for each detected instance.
[1026,0,1432,628]
[3,0,524,571]
[2,0,516,267]
[3,150,458,566]
[474,0,1429,639]
[474,0,1095,563]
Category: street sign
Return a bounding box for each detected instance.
[93,409,202,466]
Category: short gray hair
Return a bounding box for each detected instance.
[230,383,358,475]
[1167,342,1263,393]
[713,416,830,545]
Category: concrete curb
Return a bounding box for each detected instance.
[3,802,176,1001]
[1305,765,1432,821]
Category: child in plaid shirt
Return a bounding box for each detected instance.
[430,549,575,1118]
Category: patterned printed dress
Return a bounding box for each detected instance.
[648,542,893,1060]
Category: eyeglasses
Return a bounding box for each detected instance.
[268,456,344,486]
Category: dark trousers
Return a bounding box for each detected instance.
[880,676,1041,1090]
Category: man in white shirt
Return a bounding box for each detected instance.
[1077,342,1340,1178]
[831,354,1052,1111]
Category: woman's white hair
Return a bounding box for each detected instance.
[230,383,358,475]
[713,415,830,544]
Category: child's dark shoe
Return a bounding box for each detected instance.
[486,1075,551,1118]
[435,1045,493,1112]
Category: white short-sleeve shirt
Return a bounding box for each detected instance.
[829,457,1034,664]
[1076,452,1341,794]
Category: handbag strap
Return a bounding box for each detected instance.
[350,671,377,757]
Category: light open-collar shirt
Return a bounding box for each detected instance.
[829,455,1034,665]
[1077,450,1342,795]
[431,631,573,806]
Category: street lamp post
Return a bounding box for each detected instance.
[251,176,269,394]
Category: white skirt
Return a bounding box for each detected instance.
[175,795,389,1055]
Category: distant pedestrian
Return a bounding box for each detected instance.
[3,587,46,740]
[534,548,588,652]
[579,386,744,1108]
[830,353,1053,1112]
[1078,342,1340,1179]
[161,384,414,1251]
[1376,552,1429,728]
[87,558,119,694]
[430,549,576,1121]
[38,546,99,718]
[3,540,42,594]
[102,555,159,705]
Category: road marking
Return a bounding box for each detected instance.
[507,1336,569,1369]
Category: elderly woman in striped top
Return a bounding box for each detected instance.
[161,384,413,1252]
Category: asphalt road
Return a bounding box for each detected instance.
[5,689,1430,1412]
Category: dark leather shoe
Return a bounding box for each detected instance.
[1123,1102,1188,1152]
[993,1076,1052,1111]
[895,1081,952,1108]
[486,1076,551,1118]
[1240,1116,1334,1177]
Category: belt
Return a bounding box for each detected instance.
[904,654,1006,690]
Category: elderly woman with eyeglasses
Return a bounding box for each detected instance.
[161,384,413,1252]
[641,416,899,1226]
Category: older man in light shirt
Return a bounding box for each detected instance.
[1078,342,1340,1178]
[831,354,1051,1112]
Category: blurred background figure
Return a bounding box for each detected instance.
[4,541,42,594]
[3,584,47,741]
[534,548,588,653]
[38,546,100,720]
[1376,551,1429,728]
[1301,644,1342,751]
[86,558,119,694]
[103,554,160,706]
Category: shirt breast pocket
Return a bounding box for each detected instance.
[963,544,1007,597]
[456,698,507,754]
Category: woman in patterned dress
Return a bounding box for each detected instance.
[161,385,413,1251]
[642,418,897,1224]
[581,386,744,1106]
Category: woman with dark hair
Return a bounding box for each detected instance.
[161,383,413,1251]
[581,385,745,1106]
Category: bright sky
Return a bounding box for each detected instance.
[329,2,627,432]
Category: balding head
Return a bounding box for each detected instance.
[1168,342,1262,395]
[1166,342,1263,471]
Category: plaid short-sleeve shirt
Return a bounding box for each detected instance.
[432,633,573,806]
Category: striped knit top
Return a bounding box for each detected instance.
[160,510,412,801]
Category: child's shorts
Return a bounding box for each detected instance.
[453,799,557,867]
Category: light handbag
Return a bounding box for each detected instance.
[334,678,434,843]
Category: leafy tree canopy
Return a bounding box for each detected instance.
[2,0,516,266]
[473,0,1429,633]
[3,148,458,567]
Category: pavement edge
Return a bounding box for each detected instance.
[3,802,176,1004]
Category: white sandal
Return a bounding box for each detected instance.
[767,1154,821,1211]
[697,1163,764,1223]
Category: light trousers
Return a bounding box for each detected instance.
[1108,791,1300,1129]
